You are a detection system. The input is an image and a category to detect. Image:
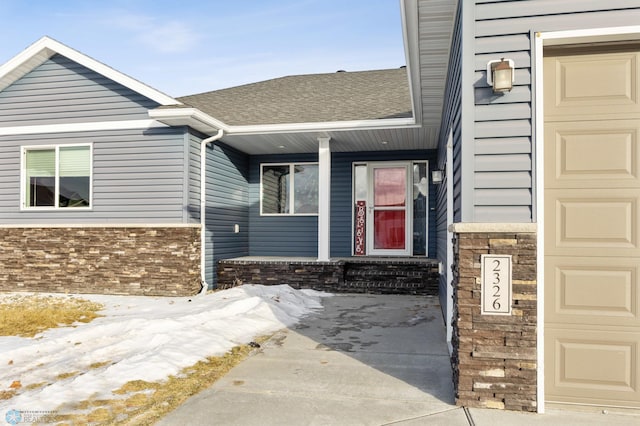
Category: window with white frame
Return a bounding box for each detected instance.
[22,145,92,209]
[261,163,318,215]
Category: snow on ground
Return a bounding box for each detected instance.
[0,285,328,415]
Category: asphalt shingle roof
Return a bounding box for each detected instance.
[176,68,412,126]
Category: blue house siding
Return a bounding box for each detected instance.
[248,153,318,257]
[206,142,250,285]
[330,150,437,258]
[0,54,158,126]
[471,0,640,222]
[439,0,464,225]
[329,152,352,258]
[0,127,189,223]
[186,133,250,285]
[187,132,203,223]
[435,0,463,313]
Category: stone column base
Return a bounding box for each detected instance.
[450,223,537,412]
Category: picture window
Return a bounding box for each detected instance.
[261,163,318,215]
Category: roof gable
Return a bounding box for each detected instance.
[0,54,163,127]
[0,36,180,107]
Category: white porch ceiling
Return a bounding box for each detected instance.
[219,125,435,155]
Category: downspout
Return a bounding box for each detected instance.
[199,128,225,294]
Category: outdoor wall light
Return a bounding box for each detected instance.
[431,170,443,184]
[486,58,515,94]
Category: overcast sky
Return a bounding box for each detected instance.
[0,0,405,97]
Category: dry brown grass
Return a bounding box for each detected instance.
[0,293,269,424]
[0,294,103,337]
[89,360,113,370]
[0,294,103,402]
[56,371,80,380]
[55,337,268,426]
[0,390,17,400]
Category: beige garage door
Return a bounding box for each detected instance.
[545,45,640,408]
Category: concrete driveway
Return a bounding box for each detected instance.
[159,292,640,426]
[158,293,467,425]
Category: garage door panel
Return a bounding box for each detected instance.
[545,51,640,121]
[545,328,640,407]
[545,257,639,326]
[545,121,640,188]
[545,46,640,409]
[545,189,640,255]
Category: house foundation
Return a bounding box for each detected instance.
[0,225,201,296]
[450,224,537,412]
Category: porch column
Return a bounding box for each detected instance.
[318,136,331,261]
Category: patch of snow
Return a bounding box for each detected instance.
[0,285,328,415]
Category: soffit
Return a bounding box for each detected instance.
[217,126,434,155]
[415,0,457,143]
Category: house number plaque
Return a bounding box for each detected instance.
[481,254,512,315]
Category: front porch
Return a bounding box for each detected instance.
[217,256,439,295]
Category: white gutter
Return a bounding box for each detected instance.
[199,128,224,294]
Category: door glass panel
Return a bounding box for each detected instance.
[354,164,367,201]
[374,168,406,207]
[374,210,406,249]
[354,164,367,255]
[413,162,428,255]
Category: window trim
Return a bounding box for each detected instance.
[20,143,93,211]
[259,162,319,216]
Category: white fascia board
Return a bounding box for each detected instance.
[150,107,418,136]
[227,118,418,135]
[0,36,180,106]
[0,119,167,136]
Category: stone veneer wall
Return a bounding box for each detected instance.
[217,258,439,295]
[451,225,537,412]
[0,226,201,296]
[219,259,343,292]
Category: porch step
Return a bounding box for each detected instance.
[345,269,429,278]
[342,280,434,294]
[343,260,439,295]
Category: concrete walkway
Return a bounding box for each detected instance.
[158,294,640,426]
